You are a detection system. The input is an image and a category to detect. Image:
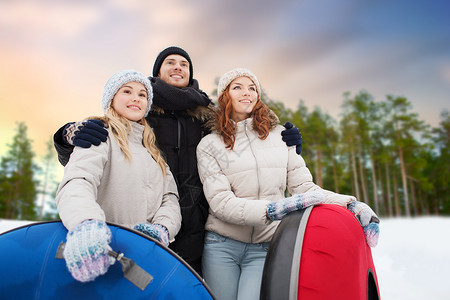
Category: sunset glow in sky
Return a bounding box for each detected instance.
[1,0,449,167]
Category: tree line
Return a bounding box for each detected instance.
[0,89,449,221]
[265,90,449,217]
[0,123,59,221]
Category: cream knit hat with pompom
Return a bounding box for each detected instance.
[102,70,153,117]
[217,68,261,98]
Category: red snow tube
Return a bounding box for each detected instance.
[261,204,380,300]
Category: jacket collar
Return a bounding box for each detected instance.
[128,121,145,143]
[150,102,215,122]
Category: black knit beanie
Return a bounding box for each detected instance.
[152,46,193,85]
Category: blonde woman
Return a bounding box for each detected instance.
[55,70,181,283]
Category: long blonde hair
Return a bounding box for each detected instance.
[89,107,167,176]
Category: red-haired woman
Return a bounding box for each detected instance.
[196,68,379,300]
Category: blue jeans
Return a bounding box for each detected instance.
[202,231,270,300]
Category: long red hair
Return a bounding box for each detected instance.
[216,84,272,150]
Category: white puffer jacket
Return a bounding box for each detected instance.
[196,117,355,244]
[56,122,181,240]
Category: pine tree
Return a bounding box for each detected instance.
[36,137,59,220]
[0,122,39,220]
[383,95,427,216]
[428,110,450,214]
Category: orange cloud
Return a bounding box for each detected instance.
[0,48,103,160]
[0,1,100,38]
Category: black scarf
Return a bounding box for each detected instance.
[150,77,211,111]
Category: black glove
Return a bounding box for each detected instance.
[281,122,302,155]
[63,119,108,148]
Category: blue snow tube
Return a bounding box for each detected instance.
[0,221,215,299]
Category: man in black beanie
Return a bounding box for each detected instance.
[142,47,213,275]
[152,46,194,85]
[53,46,303,276]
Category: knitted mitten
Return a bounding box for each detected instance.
[133,223,170,246]
[63,119,108,148]
[63,220,115,282]
[347,201,380,247]
[364,222,380,247]
[267,191,324,221]
[347,201,380,227]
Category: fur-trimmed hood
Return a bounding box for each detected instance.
[149,77,213,122]
[149,102,216,123]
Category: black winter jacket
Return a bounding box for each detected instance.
[147,107,212,276]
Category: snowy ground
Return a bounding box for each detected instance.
[1,217,449,299]
[371,217,450,300]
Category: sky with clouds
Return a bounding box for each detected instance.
[1,0,449,160]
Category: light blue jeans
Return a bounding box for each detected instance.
[202,231,270,300]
